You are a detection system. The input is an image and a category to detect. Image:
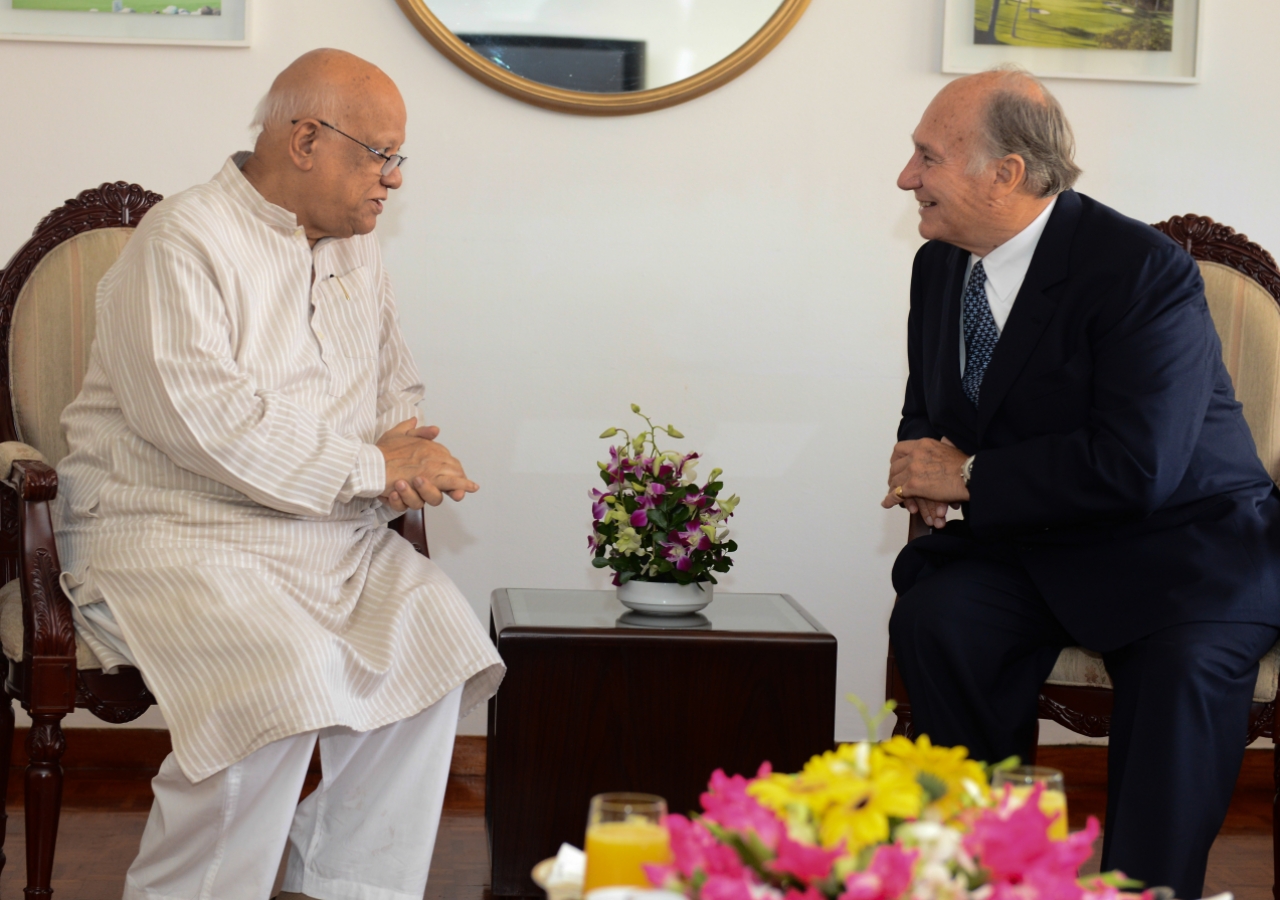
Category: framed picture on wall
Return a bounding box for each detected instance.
[0,0,248,45]
[942,0,1200,83]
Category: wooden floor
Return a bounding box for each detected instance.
[0,747,1271,899]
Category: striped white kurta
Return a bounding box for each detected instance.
[53,154,504,783]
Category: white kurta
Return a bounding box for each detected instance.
[54,154,504,783]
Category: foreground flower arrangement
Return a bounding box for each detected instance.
[644,731,1145,900]
[590,405,739,587]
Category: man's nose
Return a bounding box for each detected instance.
[897,160,921,192]
[382,166,403,190]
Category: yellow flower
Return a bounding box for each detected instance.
[749,743,924,854]
[880,734,988,819]
[816,759,921,852]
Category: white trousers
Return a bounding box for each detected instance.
[123,686,463,900]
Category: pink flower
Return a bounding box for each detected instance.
[702,875,758,900]
[649,814,747,883]
[769,835,843,881]
[841,844,918,900]
[964,785,1103,900]
[966,785,1094,883]
[784,888,827,900]
[700,768,786,851]
[631,510,649,528]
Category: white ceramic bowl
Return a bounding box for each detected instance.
[616,580,713,616]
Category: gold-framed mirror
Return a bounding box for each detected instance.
[394,0,811,116]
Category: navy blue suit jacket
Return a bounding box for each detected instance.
[893,190,1280,651]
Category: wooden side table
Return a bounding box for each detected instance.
[485,589,837,896]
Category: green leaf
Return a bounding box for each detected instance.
[1089,873,1146,890]
[618,571,634,584]
[917,771,948,804]
[988,755,1023,774]
[591,557,611,569]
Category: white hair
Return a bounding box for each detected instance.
[968,65,1082,198]
[249,79,342,135]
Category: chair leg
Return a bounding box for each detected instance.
[0,692,13,879]
[23,713,66,898]
[1273,737,1279,900]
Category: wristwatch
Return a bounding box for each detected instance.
[961,454,976,487]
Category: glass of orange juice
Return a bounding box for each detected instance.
[992,766,1068,840]
[582,793,672,895]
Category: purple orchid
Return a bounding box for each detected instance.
[589,488,612,522]
[629,457,655,479]
[678,452,701,474]
[683,487,707,509]
[630,509,649,528]
[676,522,712,551]
[659,539,693,571]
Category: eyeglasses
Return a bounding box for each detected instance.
[292,118,407,177]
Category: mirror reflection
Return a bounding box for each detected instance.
[427,0,786,94]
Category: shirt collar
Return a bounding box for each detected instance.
[976,195,1058,301]
[213,152,302,236]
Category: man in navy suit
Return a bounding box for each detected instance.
[885,67,1280,899]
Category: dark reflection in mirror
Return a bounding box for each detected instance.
[458,34,645,93]
[428,0,787,94]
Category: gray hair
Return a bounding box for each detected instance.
[971,66,1082,198]
[249,80,341,135]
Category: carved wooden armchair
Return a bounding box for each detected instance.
[886,214,1280,898]
[0,183,430,895]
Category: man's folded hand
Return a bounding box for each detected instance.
[376,418,480,512]
[881,436,969,528]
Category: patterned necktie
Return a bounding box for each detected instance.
[961,260,999,406]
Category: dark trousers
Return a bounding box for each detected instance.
[889,556,1278,900]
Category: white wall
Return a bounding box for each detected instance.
[2,0,1279,742]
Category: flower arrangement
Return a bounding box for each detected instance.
[589,405,739,587]
[644,706,1144,900]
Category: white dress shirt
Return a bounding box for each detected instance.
[960,195,1058,374]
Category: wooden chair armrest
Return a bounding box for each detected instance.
[388,508,430,558]
[10,458,58,502]
[5,461,77,705]
[907,511,930,543]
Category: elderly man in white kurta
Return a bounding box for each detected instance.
[53,49,504,900]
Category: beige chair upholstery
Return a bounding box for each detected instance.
[0,228,132,670]
[1047,643,1280,704]
[1046,259,1280,706]
[9,227,132,467]
[1201,260,1280,482]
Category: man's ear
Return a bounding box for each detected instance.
[289,120,321,172]
[991,153,1027,199]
